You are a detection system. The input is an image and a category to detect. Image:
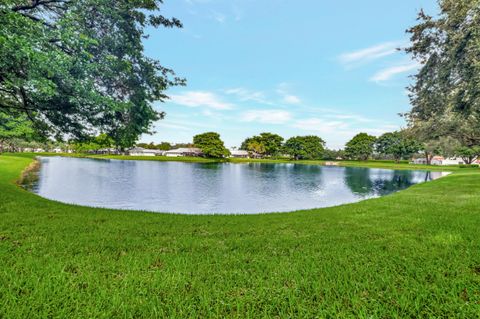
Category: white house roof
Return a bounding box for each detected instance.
[165,147,202,154]
[129,147,161,153]
[231,150,249,156]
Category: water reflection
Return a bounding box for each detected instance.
[26,157,446,214]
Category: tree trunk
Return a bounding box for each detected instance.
[425,151,431,165]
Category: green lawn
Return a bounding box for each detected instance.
[0,154,479,318]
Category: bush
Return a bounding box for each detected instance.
[459,164,479,168]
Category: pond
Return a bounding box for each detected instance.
[25,157,447,215]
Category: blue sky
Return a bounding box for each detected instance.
[140,0,438,149]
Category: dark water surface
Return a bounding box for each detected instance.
[27,157,447,214]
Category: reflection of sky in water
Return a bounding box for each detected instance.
[30,157,446,215]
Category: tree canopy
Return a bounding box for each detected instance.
[240,133,284,157]
[0,111,38,151]
[456,146,480,164]
[283,135,325,160]
[344,133,376,161]
[0,0,184,147]
[405,0,480,149]
[193,132,230,158]
[375,131,420,163]
[137,142,171,150]
[71,133,114,153]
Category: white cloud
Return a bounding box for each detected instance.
[225,88,270,104]
[370,61,420,83]
[155,122,192,131]
[339,41,403,67]
[326,114,372,123]
[169,91,233,110]
[283,95,302,105]
[292,118,349,133]
[277,83,302,105]
[241,110,292,124]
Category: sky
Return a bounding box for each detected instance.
[140,0,439,149]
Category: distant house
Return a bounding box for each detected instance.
[230,150,249,158]
[164,147,202,157]
[128,147,163,157]
[96,148,121,155]
[412,156,466,165]
[52,148,62,153]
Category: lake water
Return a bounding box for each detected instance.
[27,157,446,214]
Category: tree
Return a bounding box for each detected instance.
[404,1,480,149]
[71,133,114,153]
[0,112,37,152]
[322,148,345,160]
[456,146,480,165]
[193,132,230,158]
[240,132,284,157]
[0,0,184,146]
[344,133,376,161]
[246,140,266,156]
[418,136,460,165]
[375,131,421,163]
[94,133,114,149]
[257,133,284,156]
[283,136,325,160]
[157,142,172,151]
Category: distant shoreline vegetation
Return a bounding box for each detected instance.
[2,130,480,167]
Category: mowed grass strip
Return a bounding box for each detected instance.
[0,154,479,318]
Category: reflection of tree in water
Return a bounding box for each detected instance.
[246,163,323,190]
[196,163,223,170]
[344,167,416,196]
[288,164,323,190]
[344,167,374,195]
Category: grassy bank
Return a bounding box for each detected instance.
[1,154,479,318]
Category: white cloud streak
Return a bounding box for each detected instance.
[169,91,234,110]
[370,62,420,83]
[283,95,302,105]
[277,83,302,105]
[339,41,403,67]
[241,110,292,124]
[225,88,271,104]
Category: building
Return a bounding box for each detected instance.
[230,150,249,158]
[128,147,163,157]
[412,156,466,165]
[164,147,202,157]
[95,148,121,155]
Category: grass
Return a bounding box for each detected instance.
[0,153,479,318]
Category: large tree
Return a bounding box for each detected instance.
[240,132,284,157]
[375,131,420,163]
[405,0,480,148]
[344,133,376,161]
[0,0,184,147]
[193,132,230,158]
[283,135,325,160]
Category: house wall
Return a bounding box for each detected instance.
[130,152,155,157]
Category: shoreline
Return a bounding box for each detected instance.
[3,152,465,172]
